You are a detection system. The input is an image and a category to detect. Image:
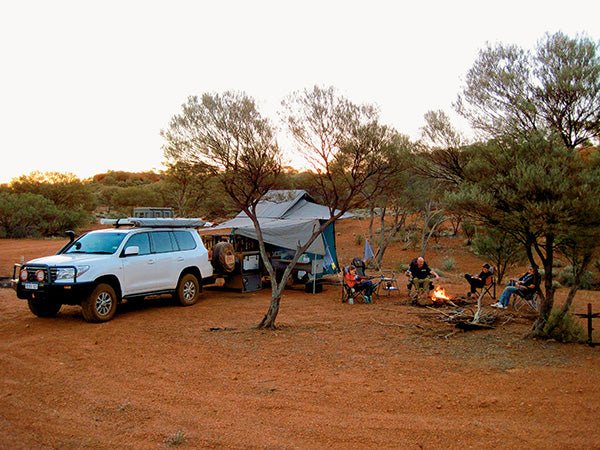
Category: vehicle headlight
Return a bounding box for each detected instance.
[55,268,76,281]
[55,265,90,281]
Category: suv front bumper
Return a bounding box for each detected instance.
[13,263,95,305]
[15,281,96,304]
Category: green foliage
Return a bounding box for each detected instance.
[456,32,600,148]
[397,263,409,274]
[557,265,594,289]
[542,309,586,343]
[471,228,526,283]
[354,234,364,246]
[461,220,476,244]
[11,171,96,210]
[442,257,455,271]
[91,170,161,186]
[161,91,282,211]
[406,231,420,250]
[0,192,91,238]
[448,133,600,297]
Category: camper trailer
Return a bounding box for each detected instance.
[201,190,345,293]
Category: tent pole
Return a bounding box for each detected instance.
[312,257,316,294]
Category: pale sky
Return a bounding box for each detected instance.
[1,0,598,183]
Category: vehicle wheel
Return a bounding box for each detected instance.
[81,283,118,322]
[212,242,236,273]
[27,299,61,318]
[177,273,201,306]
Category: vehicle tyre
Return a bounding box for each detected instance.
[81,283,118,322]
[212,242,236,273]
[27,299,61,318]
[177,273,201,306]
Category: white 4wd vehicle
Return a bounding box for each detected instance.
[13,219,213,322]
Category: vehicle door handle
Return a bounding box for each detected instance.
[147,259,155,264]
[177,257,184,262]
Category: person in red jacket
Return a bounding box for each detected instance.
[344,265,375,303]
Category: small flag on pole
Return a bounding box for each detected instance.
[364,239,374,262]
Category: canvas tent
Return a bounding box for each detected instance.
[206,190,348,277]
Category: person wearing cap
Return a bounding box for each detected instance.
[491,264,541,309]
[464,263,493,297]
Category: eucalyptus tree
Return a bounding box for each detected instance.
[274,85,398,325]
[451,31,600,336]
[455,32,600,148]
[362,133,414,268]
[417,110,471,185]
[161,91,285,328]
[160,159,213,217]
[162,88,396,329]
[447,132,600,336]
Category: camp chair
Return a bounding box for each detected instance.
[340,265,367,304]
[351,257,367,277]
[512,289,540,312]
[352,256,398,297]
[472,266,496,302]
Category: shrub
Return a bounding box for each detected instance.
[164,429,186,447]
[557,266,594,289]
[442,257,455,271]
[0,192,93,238]
[354,234,364,246]
[398,263,409,274]
[407,232,420,250]
[543,309,586,343]
[433,268,444,278]
[552,258,565,268]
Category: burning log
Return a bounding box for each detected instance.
[431,286,450,304]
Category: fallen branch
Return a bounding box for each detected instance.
[444,330,459,339]
[425,306,453,317]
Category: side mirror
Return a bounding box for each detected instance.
[123,246,140,256]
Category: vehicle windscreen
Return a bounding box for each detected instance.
[64,232,127,255]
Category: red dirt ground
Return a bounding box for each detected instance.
[1,219,599,449]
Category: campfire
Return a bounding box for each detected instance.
[431,286,451,304]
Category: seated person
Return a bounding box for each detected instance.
[464,263,493,297]
[405,256,439,292]
[491,264,541,309]
[344,264,375,303]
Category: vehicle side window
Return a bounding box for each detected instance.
[150,231,175,253]
[125,232,151,255]
[173,231,197,251]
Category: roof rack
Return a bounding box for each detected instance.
[100,218,207,228]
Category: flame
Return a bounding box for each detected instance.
[431,286,450,302]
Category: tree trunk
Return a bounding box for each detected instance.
[258,295,281,330]
[543,253,592,337]
[531,236,554,337]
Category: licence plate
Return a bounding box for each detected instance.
[24,282,38,290]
